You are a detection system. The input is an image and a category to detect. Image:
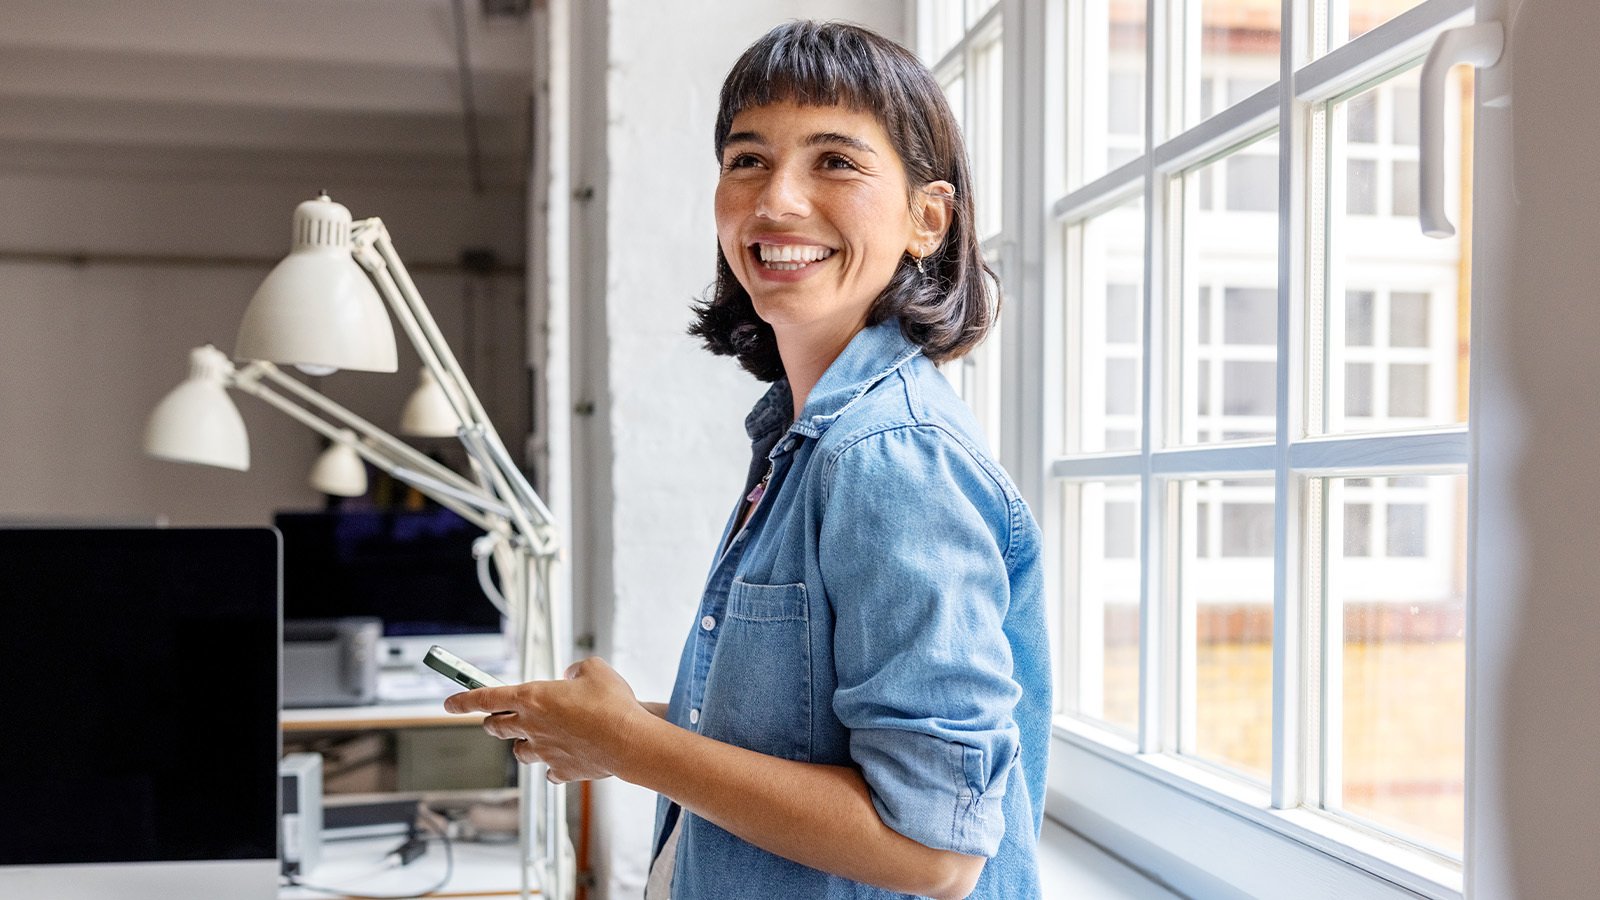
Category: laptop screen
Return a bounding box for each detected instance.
[0,527,280,866]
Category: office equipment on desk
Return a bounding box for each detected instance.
[279,793,527,899]
[0,527,280,900]
[282,616,382,708]
[277,507,510,673]
[279,753,324,878]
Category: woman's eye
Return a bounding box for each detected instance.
[822,154,859,171]
[723,153,761,170]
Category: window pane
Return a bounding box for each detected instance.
[1386,502,1428,556]
[1179,478,1274,783]
[1388,363,1429,418]
[1071,0,1147,188]
[1326,474,1466,857]
[1391,85,1420,146]
[1066,195,1145,453]
[1179,136,1279,445]
[1190,1,1280,126]
[1347,90,1378,144]
[1106,358,1139,415]
[1325,68,1469,435]
[1391,160,1420,218]
[1344,502,1372,556]
[1220,502,1273,556]
[972,35,1004,239]
[1346,159,1378,215]
[1224,287,1276,345]
[1108,71,1143,134]
[924,0,966,63]
[1340,0,1430,49]
[1345,362,1374,418]
[1223,360,1275,416]
[1345,290,1375,346]
[1389,291,1430,347]
[1106,283,1140,343]
[1226,154,1278,212]
[1064,481,1142,736]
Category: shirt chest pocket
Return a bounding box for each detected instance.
[699,579,813,762]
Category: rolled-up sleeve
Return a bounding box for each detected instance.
[820,424,1022,858]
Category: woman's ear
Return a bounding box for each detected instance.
[908,180,956,259]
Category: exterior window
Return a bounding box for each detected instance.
[928,0,1472,890]
[926,0,1480,892]
[921,2,1005,453]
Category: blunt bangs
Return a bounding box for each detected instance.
[714,24,906,162]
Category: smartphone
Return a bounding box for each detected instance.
[423,644,506,691]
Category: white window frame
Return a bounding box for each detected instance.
[917,0,1481,896]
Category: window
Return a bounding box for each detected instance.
[921,0,1005,455]
[920,0,1479,895]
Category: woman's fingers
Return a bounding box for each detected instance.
[443,684,520,715]
[482,711,522,740]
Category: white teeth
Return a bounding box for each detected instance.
[756,243,834,265]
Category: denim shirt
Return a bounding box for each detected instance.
[652,318,1051,899]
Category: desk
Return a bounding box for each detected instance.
[279,832,532,899]
[283,702,488,732]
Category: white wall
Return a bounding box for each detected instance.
[1472,0,1600,895]
[557,4,907,897]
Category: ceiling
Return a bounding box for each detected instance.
[0,0,535,190]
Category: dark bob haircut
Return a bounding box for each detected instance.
[688,20,999,383]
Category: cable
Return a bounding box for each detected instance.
[472,533,511,616]
[282,816,455,900]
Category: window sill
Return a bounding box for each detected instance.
[1049,718,1463,899]
[1037,815,1181,899]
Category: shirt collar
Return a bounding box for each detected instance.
[744,318,923,444]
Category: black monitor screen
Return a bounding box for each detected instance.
[0,527,280,866]
[275,508,499,636]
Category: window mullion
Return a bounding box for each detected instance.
[1137,0,1170,757]
[1273,0,1312,813]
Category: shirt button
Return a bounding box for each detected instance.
[689,708,700,724]
[784,439,798,452]
[734,532,747,543]
[700,615,716,631]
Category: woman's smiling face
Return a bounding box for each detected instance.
[715,101,929,343]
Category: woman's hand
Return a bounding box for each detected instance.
[443,657,650,783]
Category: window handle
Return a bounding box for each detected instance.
[1419,21,1504,238]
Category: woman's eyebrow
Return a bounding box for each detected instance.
[722,130,877,155]
[805,132,877,155]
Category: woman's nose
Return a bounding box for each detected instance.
[755,166,810,220]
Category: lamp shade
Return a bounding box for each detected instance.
[234,194,398,374]
[144,345,250,471]
[399,367,460,437]
[308,433,368,497]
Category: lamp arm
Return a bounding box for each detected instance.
[352,221,558,548]
[247,361,487,503]
[459,426,556,557]
[228,369,500,533]
[350,221,478,431]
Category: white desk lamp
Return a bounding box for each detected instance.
[144,194,572,900]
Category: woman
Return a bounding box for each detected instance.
[445,21,1049,900]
